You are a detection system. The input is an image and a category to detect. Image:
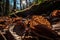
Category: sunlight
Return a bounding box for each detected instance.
[22,0,26,5]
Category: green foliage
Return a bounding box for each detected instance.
[34,0,45,4]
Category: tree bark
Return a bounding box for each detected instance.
[20,0,22,10]
[4,0,9,16]
[13,0,16,10]
[26,0,28,8]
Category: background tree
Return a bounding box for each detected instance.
[24,0,27,8]
[20,0,22,10]
[0,0,3,16]
[4,0,9,16]
[13,0,16,11]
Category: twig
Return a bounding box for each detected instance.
[0,31,7,40]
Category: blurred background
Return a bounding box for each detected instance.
[0,0,47,16]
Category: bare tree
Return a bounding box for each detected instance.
[4,0,9,16]
[29,0,31,6]
[0,0,3,16]
[13,0,16,10]
[20,0,22,10]
[26,0,28,7]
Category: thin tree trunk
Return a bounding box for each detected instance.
[26,0,28,8]
[2,0,6,16]
[0,0,3,16]
[29,0,31,6]
[20,0,22,10]
[22,0,25,9]
[13,0,16,10]
[5,0,9,16]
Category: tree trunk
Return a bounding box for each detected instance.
[2,0,6,16]
[4,0,9,16]
[13,0,16,10]
[29,0,31,6]
[26,0,28,8]
[20,0,22,10]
